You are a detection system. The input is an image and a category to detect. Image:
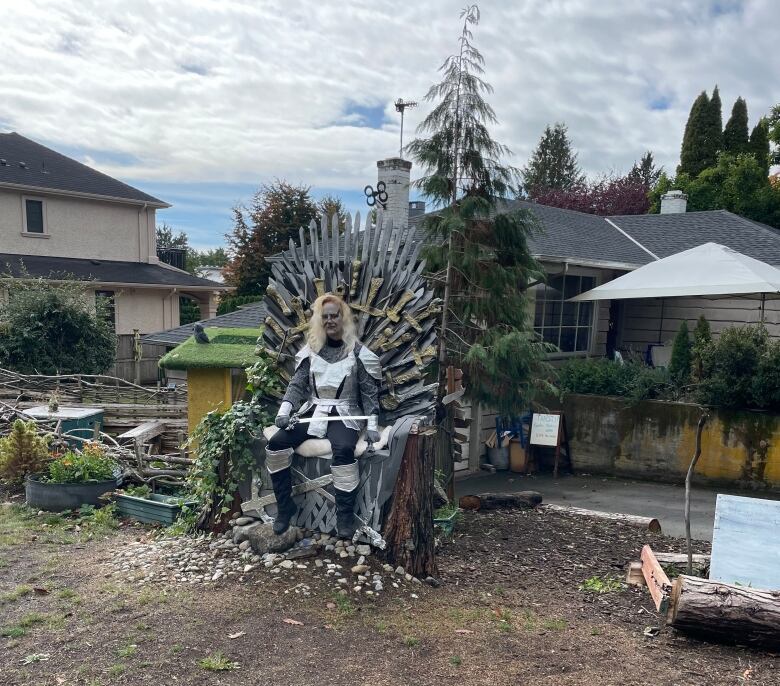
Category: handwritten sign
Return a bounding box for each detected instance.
[530,413,561,447]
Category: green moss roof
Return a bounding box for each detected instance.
[158,327,262,370]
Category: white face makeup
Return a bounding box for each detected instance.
[322,301,343,340]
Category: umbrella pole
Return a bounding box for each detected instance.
[760,293,766,324]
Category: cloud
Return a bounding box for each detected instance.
[0,0,777,244]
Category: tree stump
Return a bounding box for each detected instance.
[668,575,780,650]
[383,424,437,578]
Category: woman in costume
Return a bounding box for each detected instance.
[265,294,382,538]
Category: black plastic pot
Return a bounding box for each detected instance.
[25,475,118,512]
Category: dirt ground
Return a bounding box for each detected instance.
[1,499,777,686]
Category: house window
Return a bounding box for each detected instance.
[95,290,116,328]
[22,198,46,234]
[534,274,596,353]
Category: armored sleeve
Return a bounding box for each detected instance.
[356,345,381,418]
[282,357,311,410]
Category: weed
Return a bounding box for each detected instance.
[590,627,603,636]
[198,652,239,671]
[135,622,152,632]
[170,644,184,655]
[492,585,506,597]
[1,626,26,638]
[57,588,80,603]
[1,584,33,604]
[107,664,125,676]
[403,635,420,648]
[22,653,50,664]
[138,587,168,606]
[117,643,138,658]
[0,556,9,568]
[579,576,624,594]
[494,608,513,633]
[19,612,47,628]
[374,620,388,633]
[332,593,355,617]
[542,618,567,631]
[449,655,463,667]
[521,610,536,631]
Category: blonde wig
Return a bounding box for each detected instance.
[306,294,357,352]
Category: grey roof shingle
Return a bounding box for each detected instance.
[0,253,227,289]
[606,210,780,266]
[0,132,167,206]
[142,302,267,346]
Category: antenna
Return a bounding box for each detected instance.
[395,98,417,159]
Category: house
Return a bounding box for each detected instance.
[0,132,230,340]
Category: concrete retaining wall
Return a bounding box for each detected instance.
[557,394,780,491]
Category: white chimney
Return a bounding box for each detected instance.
[377,158,411,229]
[660,190,688,214]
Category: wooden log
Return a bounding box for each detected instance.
[540,504,662,533]
[459,491,542,511]
[668,575,780,650]
[383,424,437,578]
[641,544,672,613]
[117,420,167,443]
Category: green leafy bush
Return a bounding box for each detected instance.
[691,315,713,381]
[669,321,692,384]
[558,358,670,401]
[217,295,263,316]
[44,444,117,484]
[0,275,116,375]
[0,420,51,485]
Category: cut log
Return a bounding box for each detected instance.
[641,545,672,613]
[458,491,542,511]
[383,424,437,578]
[540,504,662,533]
[117,420,167,443]
[668,575,780,650]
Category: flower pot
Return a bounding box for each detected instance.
[25,475,118,512]
[115,493,196,525]
[433,508,460,535]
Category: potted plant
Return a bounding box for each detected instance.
[115,484,197,525]
[433,503,461,535]
[25,443,120,512]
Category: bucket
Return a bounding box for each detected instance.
[487,446,509,471]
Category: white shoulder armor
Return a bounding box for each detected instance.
[294,345,311,370]
[357,344,382,380]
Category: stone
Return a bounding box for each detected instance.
[211,570,224,581]
[357,575,367,583]
[235,516,254,526]
[234,522,267,544]
[243,564,255,573]
[356,545,372,556]
[405,573,413,582]
[286,547,317,560]
[351,564,369,574]
[238,540,251,551]
[424,576,441,588]
[357,555,366,566]
[383,564,394,573]
[315,559,323,568]
[346,545,356,554]
[353,586,362,592]
[339,551,349,559]
[395,566,405,576]
[248,523,297,555]
[280,560,294,570]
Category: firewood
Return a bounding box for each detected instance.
[458,491,542,511]
[540,504,662,533]
[668,575,780,650]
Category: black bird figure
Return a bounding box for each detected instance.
[193,323,210,344]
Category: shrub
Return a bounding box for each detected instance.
[0,275,116,375]
[44,444,117,484]
[217,295,263,316]
[669,321,692,384]
[0,420,51,485]
[691,315,713,381]
[558,358,669,401]
[752,339,780,410]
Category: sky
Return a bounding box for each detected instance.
[1,0,777,249]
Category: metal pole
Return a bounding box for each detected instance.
[399,109,404,158]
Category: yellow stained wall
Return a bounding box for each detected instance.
[187,368,233,434]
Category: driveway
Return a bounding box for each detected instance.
[455,470,780,541]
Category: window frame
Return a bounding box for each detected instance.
[21,196,49,237]
[533,269,600,359]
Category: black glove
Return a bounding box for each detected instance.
[275,414,290,429]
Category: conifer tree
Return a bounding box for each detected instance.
[749,118,770,175]
[628,151,662,189]
[669,321,692,385]
[707,85,723,156]
[678,88,722,177]
[522,123,585,197]
[407,4,550,418]
[723,97,749,154]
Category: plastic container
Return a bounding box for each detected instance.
[487,445,509,471]
[25,476,117,512]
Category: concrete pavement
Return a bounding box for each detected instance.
[455,470,780,541]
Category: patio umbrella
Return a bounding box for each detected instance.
[571,242,780,324]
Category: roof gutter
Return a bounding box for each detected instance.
[534,254,644,271]
[0,181,170,208]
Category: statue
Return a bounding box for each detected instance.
[264,294,382,538]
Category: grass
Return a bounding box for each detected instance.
[170,644,184,655]
[198,652,240,671]
[108,664,125,677]
[331,592,356,617]
[159,326,262,370]
[1,626,26,638]
[117,643,138,658]
[494,608,513,633]
[541,618,568,631]
[0,503,120,546]
[19,612,48,628]
[1,584,33,604]
[402,635,420,648]
[449,655,463,667]
[374,620,388,633]
[57,588,79,601]
[578,576,624,594]
[522,610,536,631]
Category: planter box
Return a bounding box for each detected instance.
[115,493,196,525]
[433,508,460,535]
[23,406,104,447]
[25,476,117,512]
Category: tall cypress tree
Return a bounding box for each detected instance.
[707,85,723,156]
[407,4,549,417]
[749,119,770,175]
[522,123,585,197]
[678,91,711,177]
[723,97,749,154]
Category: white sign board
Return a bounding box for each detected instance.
[709,494,780,590]
[530,413,561,447]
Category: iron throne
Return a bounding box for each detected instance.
[243,210,440,544]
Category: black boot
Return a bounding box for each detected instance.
[334,488,357,539]
[270,468,297,535]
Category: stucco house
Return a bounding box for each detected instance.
[0,132,229,338]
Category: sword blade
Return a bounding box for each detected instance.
[293,415,373,424]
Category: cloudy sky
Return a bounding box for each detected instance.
[1,0,776,248]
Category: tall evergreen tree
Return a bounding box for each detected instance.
[723,97,749,154]
[678,88,722,177]
[628,151,662,189]
[522,122,584,197]
[749,118,770,175]
[407,4,550,418]
[768,104,780,166]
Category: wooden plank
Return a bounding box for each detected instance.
[641,544,672,614]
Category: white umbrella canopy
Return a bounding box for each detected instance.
[570,242,780,302]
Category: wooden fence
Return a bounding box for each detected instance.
[107,335,169,385]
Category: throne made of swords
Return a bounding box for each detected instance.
[240,211,439,545]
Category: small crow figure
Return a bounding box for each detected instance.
[193,323,210,344]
